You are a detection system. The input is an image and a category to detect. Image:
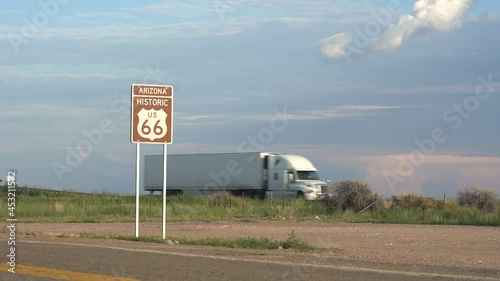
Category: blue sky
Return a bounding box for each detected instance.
[1,0,499,197]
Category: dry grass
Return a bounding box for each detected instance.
[391,193,458,210]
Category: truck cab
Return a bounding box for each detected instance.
[266,154,326,200]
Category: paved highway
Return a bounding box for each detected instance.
[1,239,499,281]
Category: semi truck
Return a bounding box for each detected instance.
[144,152,326,200]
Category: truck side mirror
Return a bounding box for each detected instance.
[287,172,295,182]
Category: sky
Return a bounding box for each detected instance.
[1,0,499,197]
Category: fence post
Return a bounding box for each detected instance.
[242,192,245,217]
[282,193,285,210]
[443,193,446,209]
[269,192,272,214]
[149,192,152,216]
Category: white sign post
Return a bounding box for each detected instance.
[135,143,140,237]
[131,84,173,239]
[162,144,167,239]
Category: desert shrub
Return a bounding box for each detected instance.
[206,191,246,208]
[457,186,498,212]
[324,180,384,212]
[207,191,232,206]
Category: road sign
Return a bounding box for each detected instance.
[131,84,173,143]
[131,84,173,239]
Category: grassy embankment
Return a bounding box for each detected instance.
[1,186,499,226]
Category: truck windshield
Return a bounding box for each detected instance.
[297,171,319,180]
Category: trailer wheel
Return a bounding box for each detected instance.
[167,190,183,197]
[296,191,305,200]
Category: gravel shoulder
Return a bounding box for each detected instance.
[15,221,500,270]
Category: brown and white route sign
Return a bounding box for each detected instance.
[130,84,173,143]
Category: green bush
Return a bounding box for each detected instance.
[457,186,498,212]
[324,180,384,212]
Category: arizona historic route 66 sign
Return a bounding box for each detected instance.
[131,84,173,143]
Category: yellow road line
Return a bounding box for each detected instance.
[0,264,141,281]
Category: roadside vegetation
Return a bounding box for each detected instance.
[0,183,499,226]
[20,230,315,251]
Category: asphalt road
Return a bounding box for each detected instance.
[1,239,500,281]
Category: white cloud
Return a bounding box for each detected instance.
[314,33,354,60]
[374,0,472,51]
[316,0,473,60]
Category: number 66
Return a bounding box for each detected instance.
[141,119,163,135]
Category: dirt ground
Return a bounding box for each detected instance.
[17,221,500,270]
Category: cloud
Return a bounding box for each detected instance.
[172,105,399,126]
[175,113,227,126]
[244,105,399,121]
[0,10,26,15]
[106,154,133,164]
[316,0,473,61]
[274,17,314,28]
[131,2,214,18]
[315,33,353,61]
[0,21,245,45]
[374,0,472,51]
[73,12,139,21]
[0,103,102,118]
[0,64,121,82]
[177,113,226,122]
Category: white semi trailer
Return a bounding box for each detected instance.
[144,152,326,200]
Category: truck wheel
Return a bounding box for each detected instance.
[297,192,305,200]
[167,190,183,197]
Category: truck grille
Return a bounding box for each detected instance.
[320,185,327,194]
